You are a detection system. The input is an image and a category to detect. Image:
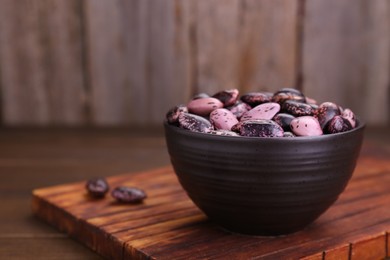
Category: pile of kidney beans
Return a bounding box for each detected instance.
[86,178,146,203]
[166,88,357,137]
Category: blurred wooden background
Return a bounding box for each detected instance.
[0,0,389,126]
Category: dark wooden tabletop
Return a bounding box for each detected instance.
[0,126,389,259]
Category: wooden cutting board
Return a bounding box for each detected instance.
[32,153,390,259]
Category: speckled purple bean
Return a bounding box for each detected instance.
[290,116,323,136]
[111,186,146,203]
[166,104,188,124]
[240,102,280,122]
[227,101,252,119]
[212,89,239,107]
[342,108,356,128]
[209,108,239,131]
[187,97,223,116]
[208,130,240,136]
[272,113,295,131]
[240,119,284,137]
[315,102,341,129]
[326,115,352,134]
[178,113,213,133]
[272,88,306,104]
[167,88,358,138]
[283,131,296,138]
[282,100,314,117]
[231,122,243,133]
[86,178,109,198]
[240,92,272,107]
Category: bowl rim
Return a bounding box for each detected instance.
[164,118,365,142]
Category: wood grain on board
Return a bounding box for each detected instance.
[32,155,390,259]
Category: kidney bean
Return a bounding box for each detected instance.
[283,131,296,138]
[208,130,240,136]
[167,88,358,138]
[212,89,239,107]
[111,186,146,203]
[272,88,306,104]
[273,113,295,131]
[166,104,188,125]
[178,113,213,133]
[240,92,272,107]
[209,108,239,131]
[240,119,284,137]
[315,102,341,129]
[241,102,280,121]
[231,122,243,133]
[342,108,356,128]
[326,115,352,134]
[290,116,323,136]
[86,178,109,198]
[227,101,252,119]
[282,100,314,117]
[187,97,223,116]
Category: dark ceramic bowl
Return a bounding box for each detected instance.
[164,121,365,235]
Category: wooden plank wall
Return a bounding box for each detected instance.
[0,0,389,126]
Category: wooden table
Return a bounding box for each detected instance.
[0,127,389,259]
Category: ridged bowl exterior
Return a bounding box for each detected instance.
[164,121,365,235]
